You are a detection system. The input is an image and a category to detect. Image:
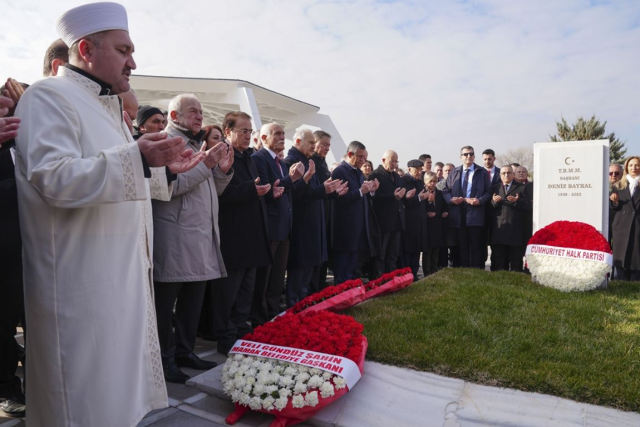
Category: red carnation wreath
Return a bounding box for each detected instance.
[287,279,365,315]
[223,311,367,427]
[363,267,414,300]
[526,221,612,291]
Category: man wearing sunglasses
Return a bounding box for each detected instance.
[442,146,492,269]
[609,164,623,184]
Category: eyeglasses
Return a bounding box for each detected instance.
[233,128,253,135]
[500,172,513,175]
[461,152,474,157]
[609,172,620,176]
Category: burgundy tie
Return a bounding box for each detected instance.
[275,156,283,178]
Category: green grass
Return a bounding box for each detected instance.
[345,268,640,412]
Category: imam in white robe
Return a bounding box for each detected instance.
[14,67,169,427]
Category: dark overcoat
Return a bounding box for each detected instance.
[331,161,371,252]
[368,165,405,233]
[611,186,640,270]
[218,148,271,269]
[401,174,424,252]
[488,181,532,246]
[284,147,329,268]
[423,189,449,248]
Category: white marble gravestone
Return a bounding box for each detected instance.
[533,139,610,235]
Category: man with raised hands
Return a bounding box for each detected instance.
[13,3,203,426]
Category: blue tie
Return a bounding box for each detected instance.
[461,168,470,198]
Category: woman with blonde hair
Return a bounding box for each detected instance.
[610,156,640,280]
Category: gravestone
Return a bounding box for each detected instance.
[533,139,610,235]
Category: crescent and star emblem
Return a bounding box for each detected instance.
[564,157,575,165]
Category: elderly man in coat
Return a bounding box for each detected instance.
[152,94,234,383]
[489,165,531,272]
[214,111,273,356]
[331,141,379,285]
[250,123,304,324]
[442,146,492,269]
[284,129,346,307]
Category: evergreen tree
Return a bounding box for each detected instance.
[549,115,627,164]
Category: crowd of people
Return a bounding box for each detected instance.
[0,3,637,426]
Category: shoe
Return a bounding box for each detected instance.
[175,353,217,370]
[0,395,26,418]
[163,363,190,384]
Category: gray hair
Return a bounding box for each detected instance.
[293,128,313,143]
[260,123,281,140]
[168,93,199,115]
[347,140,366,155]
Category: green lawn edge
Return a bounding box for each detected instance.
[344,268,640,412]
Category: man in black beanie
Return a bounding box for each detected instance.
[136,105,165,139]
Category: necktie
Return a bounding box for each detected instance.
[461,168,470,198]
[275,156,283,178]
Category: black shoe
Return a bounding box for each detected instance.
[175,353,217,370]
[163,363,190,384]
[0,395,26,418]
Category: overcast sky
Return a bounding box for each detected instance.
[2,0,639,168]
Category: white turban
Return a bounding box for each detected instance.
[55,2,129,47]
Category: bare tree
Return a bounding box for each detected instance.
[499,146,533,172]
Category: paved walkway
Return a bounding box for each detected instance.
[4,335,638,427]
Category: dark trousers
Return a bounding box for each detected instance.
[457,224,485,269]
[252,240,289,325]
[154,280,207,367]
[449,246,460,267]
[615,267,640,281]
[212,268,257,355]
[438,247,449,268]
[0,253,24,398]
[198,282,216,340]
[422,248,440,276]
[377,231,401,274]
[404,252,420,280]
[490,244,524,272]
[286,266,315,308]
[334,251,359,285]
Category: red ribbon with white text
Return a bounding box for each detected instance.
[526,244,613,266]
[229,339,362,389]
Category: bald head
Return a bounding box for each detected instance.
[515,166,528,183]
[382,150,399,172]
[119,89,138,122]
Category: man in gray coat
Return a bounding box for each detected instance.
[152,93,234,383]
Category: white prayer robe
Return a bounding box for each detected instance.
[14,67,169,427]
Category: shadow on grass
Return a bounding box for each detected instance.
[345,268,640,412]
